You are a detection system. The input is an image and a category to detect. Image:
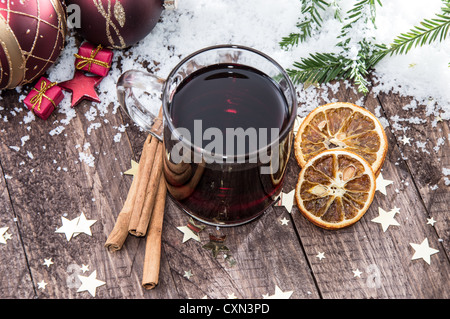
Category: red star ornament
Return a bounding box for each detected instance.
[59,70,104,107]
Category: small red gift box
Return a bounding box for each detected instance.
[24,77,64,120]
[74,42,113,77]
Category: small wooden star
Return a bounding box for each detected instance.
[410,238,439,265]
[43,258,54,268]
[280,189,295,213]
[124,160,139,176]
[37,280,48,290]
[376,173,394,196]
[316,252,325,260]
[183,270,193,280]
[59,70,103,107]
[352,269,363,277]
[77,270,106,297]
[262,285,293,299]
[293,115,305,135]
[80,264,90,273]
[55,216,79,241]
[0,227,10,244]
[73,212,96,237]
[371,207,400,232]
[400,135,411,145]
[427,217,437,226]
[2,231,12,242]
[177,218,205,243]
[203,234,230,258]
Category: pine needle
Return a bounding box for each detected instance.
[281,1,450,94]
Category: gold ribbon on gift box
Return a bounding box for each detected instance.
[74,44,111,72]
[30,80,57,112]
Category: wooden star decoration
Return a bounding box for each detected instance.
[280,217,290,225]
[124,160,139,176]
[353,269,363,277]
[183,270,193,280]
[410,238,439,265]
[55,213,97,241]
[371,207,400,232]
[376,173,394,196]
[400,135,411,145]
[59,70,103,107]
[0,227,11,244]
[177,218,205,243]
[262,285,293,299]
[77,270,106,297]
[55,216,79,241]
[280,189,295,213]
[4,232,12,241]
[316,252,325,260]
[427,217,436,226]
[80,264,90,273]
[43,258,54,268]
[37,280,48,290]
[202,234,230,258]
[73,212,97,237]
[293,115,305,135]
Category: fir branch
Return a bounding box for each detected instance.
[283,1,450,93]
[280,0,330,49]
[329,0,343,22]
[287,0,382,94]
[288,53,344,85]
[382,3,450,56]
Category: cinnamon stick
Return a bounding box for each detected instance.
[128,135,158,235]
[142,175,167,290]
[133,142,164,237]
[104,134,152,252]
[128,108,163,235]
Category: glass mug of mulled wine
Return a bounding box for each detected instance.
[117,45,297,226]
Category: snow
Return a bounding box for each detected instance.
[46,0,450,123]
[0,0,449,178]
[443,168,450,185]
[78,151,95,168]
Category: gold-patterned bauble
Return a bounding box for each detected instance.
[65,0,164,49]
[0,0,67,90]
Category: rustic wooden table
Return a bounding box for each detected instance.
[0,74,448,299]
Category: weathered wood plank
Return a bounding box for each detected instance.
[0,87,176,298]
[0,157,34,298]
[377,92,449,256]
[153,198,320,299]
[289,81,449,298]
[1,74,448,299]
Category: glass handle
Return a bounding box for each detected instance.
[116,70,165,141]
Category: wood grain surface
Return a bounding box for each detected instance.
[0,73,448,299]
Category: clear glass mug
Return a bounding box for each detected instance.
[117,45,297,226]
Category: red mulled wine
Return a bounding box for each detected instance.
[163,63,292,225]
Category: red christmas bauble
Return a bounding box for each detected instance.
[66,0,164,49]
[0,0,67,90]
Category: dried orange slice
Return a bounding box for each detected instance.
[294,102,387,176]
[295,149,376,229]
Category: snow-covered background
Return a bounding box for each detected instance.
[22,0,450,128]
